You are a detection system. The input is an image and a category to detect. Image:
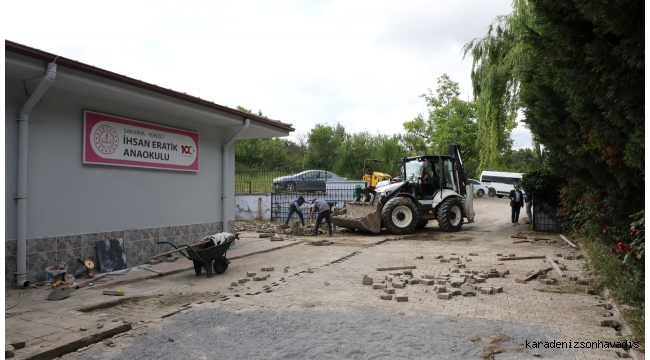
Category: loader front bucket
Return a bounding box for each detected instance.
[332,202,382,233]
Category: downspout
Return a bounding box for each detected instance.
[222,119,250,233]
[16,62,57,287]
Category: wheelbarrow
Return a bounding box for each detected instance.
[157,238,233,278]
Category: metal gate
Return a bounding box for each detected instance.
[270,186,362,222]
[532,195,563,232]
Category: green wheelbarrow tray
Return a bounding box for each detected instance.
[157,239,233,278]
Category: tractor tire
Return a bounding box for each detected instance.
[381,197,418,235]
[437,197,464,232]
[477,189,485,197]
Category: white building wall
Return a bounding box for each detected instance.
[6,76,228,239]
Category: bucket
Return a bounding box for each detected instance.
[45,265,67,281]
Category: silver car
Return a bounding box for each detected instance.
[272,170,347,192]
[468,179,490,197]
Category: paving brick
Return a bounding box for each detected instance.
[238,278,248,284]
[437,293,450,300]
[480,287,493,295]
[450,277,465,286]
[451,269,460,273]
[373,284,387,289]
[478,273,489,279]
[468,252,478,256]
[439,259,449,263]
[414,256,424,260]
[247,272,256,277]
[544,279,556,285]
[449,256,459,261]
[515,278,528,284]
[461,284,476,296]
[395,296,408,302]
[230,282,238,286]
[455,264,465,269]
[389,272,403,276]
[392,282,404,289]
[408,279,420,285]
[433,285,446,293]
[436,279,447,285]
[6,345,15,358]
[403,270,413,276]
[384,288,395,294]
[362,275,373,285]
[422,274,436,279]
[380,295,393,300]
[261,267,275,271]
[434,255,443,259]
[420,279,435,285]
[494,286,503,293]
[473,276,485,283]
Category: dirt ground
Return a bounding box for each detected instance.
[57,196,630,360]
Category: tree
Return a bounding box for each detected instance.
[303,123,347,170]
[515,0,644,206]
[462,17,520,171]
[403,74,480,177]
[234,106,302,169]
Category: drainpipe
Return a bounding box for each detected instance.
[222,119,250,233]
[15,63,57,287]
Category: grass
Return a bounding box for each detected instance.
[579,236,645,345]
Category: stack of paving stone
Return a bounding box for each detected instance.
[362,254,510,301]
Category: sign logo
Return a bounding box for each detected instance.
[93,125,119,154]
[181,145,194,155]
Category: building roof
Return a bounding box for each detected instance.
[5,40,294,132]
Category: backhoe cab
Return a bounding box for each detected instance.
[332,144,474,235]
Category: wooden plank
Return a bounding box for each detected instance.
[147,239,213,260]
[515,267,552,283]
[546,255,565,277]
[513,240,534,244]
[497,256,546,261]
[559,235,578,249]
[376,266,417,271]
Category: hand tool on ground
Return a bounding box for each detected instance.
[51,280,72,289]
[102,289,125,296]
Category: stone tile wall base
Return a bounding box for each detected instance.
[4,221,223,287]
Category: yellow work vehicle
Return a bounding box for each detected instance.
[355,159,391,202]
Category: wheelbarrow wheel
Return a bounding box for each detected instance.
[193,261,203,276]
[213,256,229,274]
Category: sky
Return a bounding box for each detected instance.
[5,0,532,149]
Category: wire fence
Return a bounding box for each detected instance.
[235,169,325,195]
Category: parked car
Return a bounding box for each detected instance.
[272,170,347,192]
[467,178,490,197]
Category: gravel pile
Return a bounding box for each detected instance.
[83,308,571,360]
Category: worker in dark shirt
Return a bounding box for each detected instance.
[310,198,332,237]
[285,196,306,226]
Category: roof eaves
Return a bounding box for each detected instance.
[5,40,294,132]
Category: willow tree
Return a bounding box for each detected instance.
[462,0,533,170]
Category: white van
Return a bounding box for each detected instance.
[479,170,523,198]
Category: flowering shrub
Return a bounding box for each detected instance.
[558,178,644,279]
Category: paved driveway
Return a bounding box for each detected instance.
[57,197,626,359]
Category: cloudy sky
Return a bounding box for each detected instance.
[5,0,532,148]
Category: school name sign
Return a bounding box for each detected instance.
[83,111,199,171]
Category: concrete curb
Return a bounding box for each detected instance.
[105,240,305,288]
[21,323,131,360]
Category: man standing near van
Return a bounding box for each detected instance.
[509,184,524,225]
